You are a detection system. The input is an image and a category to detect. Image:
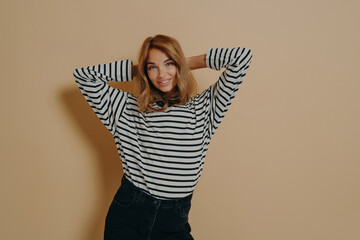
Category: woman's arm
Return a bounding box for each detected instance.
[132,64,138,78]
[187,54,207,70]
[195,47,253,138]
[73,59,133,135]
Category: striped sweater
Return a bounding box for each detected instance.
[73,47,253,199]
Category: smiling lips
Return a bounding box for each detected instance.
[158,79,171,86]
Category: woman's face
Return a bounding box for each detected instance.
[146,48,177,92]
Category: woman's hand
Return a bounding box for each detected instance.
[186,54,206,70]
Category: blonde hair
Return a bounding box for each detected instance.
[135,34,197,112]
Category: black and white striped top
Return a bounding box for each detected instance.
[73,47,253,199]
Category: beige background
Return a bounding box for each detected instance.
[1,0,359,239]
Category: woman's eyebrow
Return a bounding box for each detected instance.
[146,59,172,65]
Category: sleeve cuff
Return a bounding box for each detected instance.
[205,48,222,71]
[117,59,133,82]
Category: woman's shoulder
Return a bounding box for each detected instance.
[123,92,140,111]
[190,87,212,104]
[126,92,138,102]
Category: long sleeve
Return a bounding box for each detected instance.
[196,47,253,138]
[73,59,133,135]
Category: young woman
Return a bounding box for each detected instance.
[73,34,253,240]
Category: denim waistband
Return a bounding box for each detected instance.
[121,174,193,209]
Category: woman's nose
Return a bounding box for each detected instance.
[158,66,167,78]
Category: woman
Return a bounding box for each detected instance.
[73,34,253,240]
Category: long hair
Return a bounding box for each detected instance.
[135,34,197,112]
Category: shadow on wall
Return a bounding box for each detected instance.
[62,80,138,240]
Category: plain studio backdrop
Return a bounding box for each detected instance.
[1,0,359,239]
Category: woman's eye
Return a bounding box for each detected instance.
[166,62,174,66]
[148,66,156,70]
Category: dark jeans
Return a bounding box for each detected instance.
[104,175,194,240]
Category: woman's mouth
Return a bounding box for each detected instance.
[158,79,171,86]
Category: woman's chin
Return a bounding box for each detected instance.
[160,88,172,93]
[158,84,177,93]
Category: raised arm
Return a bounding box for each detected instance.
[195,47,253,138]
[73,59,133,135]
